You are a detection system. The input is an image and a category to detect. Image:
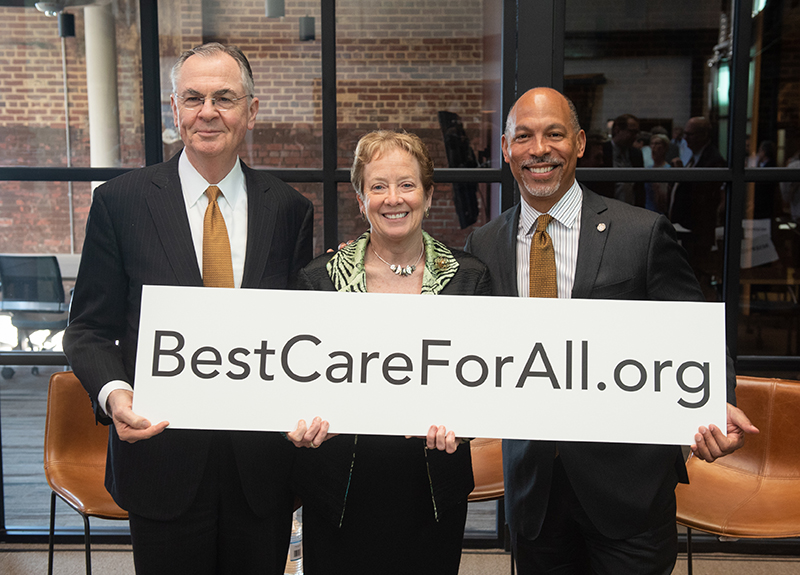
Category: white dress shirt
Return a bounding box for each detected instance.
[516,179,582,299]
[98,152,249,415]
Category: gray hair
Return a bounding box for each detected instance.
[171,42,255,99]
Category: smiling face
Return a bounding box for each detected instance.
[170,52,258,181]
[502,88,585,212]
[357,148,432,245]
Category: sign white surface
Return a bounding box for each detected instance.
[133,285,728,445]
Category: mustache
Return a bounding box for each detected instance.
[520,155,564,168]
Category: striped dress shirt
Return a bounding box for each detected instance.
[516,180,582,299]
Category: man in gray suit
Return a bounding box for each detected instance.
[465,87,757,574]
[64,43,313,575]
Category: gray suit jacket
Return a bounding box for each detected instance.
[64,152,314,520]
[465,184,736,539]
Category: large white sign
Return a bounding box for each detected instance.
[133,285,728,445]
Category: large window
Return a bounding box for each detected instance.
[1,0,799,543]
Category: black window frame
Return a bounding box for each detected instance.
[2,0,800,553]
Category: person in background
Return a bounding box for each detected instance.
[652,125,680,164]
[63,43,314,575]
[669,116,727,300]
[465,87,758,575]
[672,125,693,166]
[645,132,672,214]
[599,113,645,206]
[292,130,491,575]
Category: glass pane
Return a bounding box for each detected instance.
[0,365,128,531]
[289,182,325,257]
[0,180,86,357]
[565,0,730,173]
[337,182,369,248]
[465,500,499,537]
[0,2,145,168]
[334,0,502,238]
[565,0,730,301]
[746,1,798,171]
[737,201,800,356]
[158,1,323,169]
[736,1,800,356]
[0,181,91,256]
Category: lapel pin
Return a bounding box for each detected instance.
[597,223,606,232]
[435,257,448,270]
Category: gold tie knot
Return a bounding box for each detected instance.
[206,185,221,203]
[535,214,553,241]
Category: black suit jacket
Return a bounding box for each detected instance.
[63,152,314,520]
[464,185,736,540]
[669,144,726,248]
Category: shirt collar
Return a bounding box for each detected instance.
[518,179,582,235]
[179,151,245,210]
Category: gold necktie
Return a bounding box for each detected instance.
[529,214,557,298]
[202,185,234,288]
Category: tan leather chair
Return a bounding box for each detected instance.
[468,438,513,572]
[469,437,504,502]
[675,375,800,573]
[44,371,128,575]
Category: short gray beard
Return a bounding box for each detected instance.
[519,156,564,198]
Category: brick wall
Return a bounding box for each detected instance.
[5,0,800,261]
[1,0,490,258]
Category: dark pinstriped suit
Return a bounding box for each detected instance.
[63,152,313,569]
[465,185,736,550]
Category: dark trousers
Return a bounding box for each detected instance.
[128,434,294,575]
[512,457,677,575]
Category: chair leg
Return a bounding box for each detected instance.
[686,527,693,575]
[48,492,56,575]
[82,514,92,575]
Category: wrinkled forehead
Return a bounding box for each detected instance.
[175,54,244,94]
[508,92,572,133]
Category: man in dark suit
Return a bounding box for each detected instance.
[465,88,757,574]
[594,113,645,206]
[669,116,727,300]
[63,43,313,575]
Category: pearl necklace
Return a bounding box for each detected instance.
[371,244,424,277]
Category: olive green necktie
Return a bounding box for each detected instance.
[529,214,557,298]
[202,185,234,288]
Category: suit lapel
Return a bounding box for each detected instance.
[241,163,277,288]
[571,186,609,299]
[145,153,203,286]
[499,205,521,297]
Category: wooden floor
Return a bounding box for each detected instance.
[0,364,499,535]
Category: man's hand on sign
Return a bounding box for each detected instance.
[690,402,759,463]
[107,389,169,444]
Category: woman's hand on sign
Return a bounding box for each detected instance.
[287,416,333,449]
[425,424,460,454]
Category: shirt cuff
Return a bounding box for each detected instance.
[98,380,133,417]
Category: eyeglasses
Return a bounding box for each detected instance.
[175,94,252,111]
